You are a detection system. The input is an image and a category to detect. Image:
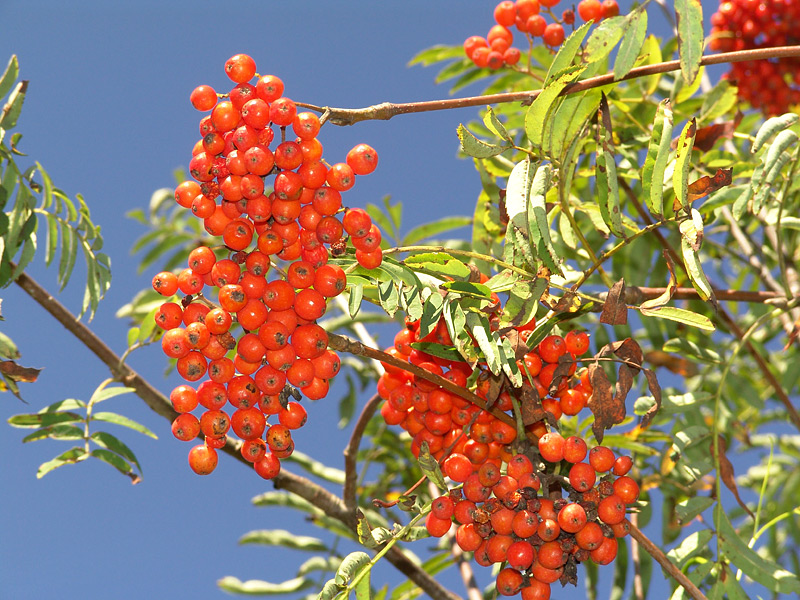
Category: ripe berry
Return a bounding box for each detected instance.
[188,444,218,475]
[225,54,257,84]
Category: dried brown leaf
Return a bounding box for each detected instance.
[686,167,733,204]
[587,362,620,443]
[0,360,41,383]
[600,279,628,325]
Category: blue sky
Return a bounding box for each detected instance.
[0,2,744,599]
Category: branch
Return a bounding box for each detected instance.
[13,270,459,600]
[619,286,797,304]
[297,46,800,126]
[629,523,708,600]
[343,392,382,510]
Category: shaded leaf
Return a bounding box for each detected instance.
[710,435,753,519]
[335,551,371,586]
[90,449,140,483]
[675,496,715,525]
[8,411,82,428]
[546,21,593,83]
[692,116,741,153]
[751,112,799,153]
[595,93,623,237]
[717,509,800,594]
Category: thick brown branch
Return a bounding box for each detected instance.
[619,287,795,304]
[13,270,458,600]
[327,332,517,429]
[298,46,800,126]
[629,523,708,600]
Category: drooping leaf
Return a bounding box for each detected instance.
[595,93,624,237]
[90,448,140,483]
[639,305,715,331]
[751,112,799,153]
[675,0,704,84]
[583,16,626,65]
[525,65,586,150]
[612,6,648,80]
[457,124,509,158]
[673,118,697,214]
[90,411,157,439]
[482,106,511,141]
[693,116,741,152]
[710,435,754,519]
[642,100,674,218]
[600,279,628,325]
[679,213,715,304]
[335,551,371,586]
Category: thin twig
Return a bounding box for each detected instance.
[343,392,382,511]
[630,513,644,600]
[297,46,800,126]
[629,523,708,600]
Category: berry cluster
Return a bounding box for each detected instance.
[377,317,593,468]
[375,308,640,596]
[709,0,800,114]
[463,0,620,69]
[151,54,382,478]
[427,437,637,599]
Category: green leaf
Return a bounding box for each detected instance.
[418,292,444,340]
[676,0,704,84]
[348,284,364,319]
[751,112,799,154]
[761,129,798,178]
[525,65,586,150]
[466,312,501,375]
[699,80,738,123]
[335,552,371,586]
[404,252,472,280]
[584,16,626,64]
[680,215,714,303]
[673,118,697,214]
[37,446,87,478]
[675,497,715,525]
[613,6,648,80]
[239,529,328,552]
[595,94,624,237]
[377,279,399,317]
[546,21,593,83]
[90,411,157,438]
[89,384,135,405]
[91,448,136,478]
[418,441,447,490]
[409,342,464,363]
[528,163,561,274]
[22,424,83,442]
[642,100,674,218]
[297,556,342,577]
[640,34,663,96]
[717,509,800,594]
[638,305,715,331]
[402,216,471,245]
[0,55,20,101]
[408,44,464,67]
[498,278,546,330]
[218,576,312,596]
[482,106,511,141]
[90,431,142,473]
[457,124,508,158]
[8,411,83,428]
[439,280,492,299]
[0,80,27,129]
[546,88,602,162]
[666,529,713,568]
[40,398,87,412]
[0,330,20,359]
[662,338,721,363]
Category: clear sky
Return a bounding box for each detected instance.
[0,2,717,599]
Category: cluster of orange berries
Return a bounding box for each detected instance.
[427,437,637,599]
[710,0,800,114]
[376,310,638,597]
[463,0,620,69]
[151,54,382,478]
